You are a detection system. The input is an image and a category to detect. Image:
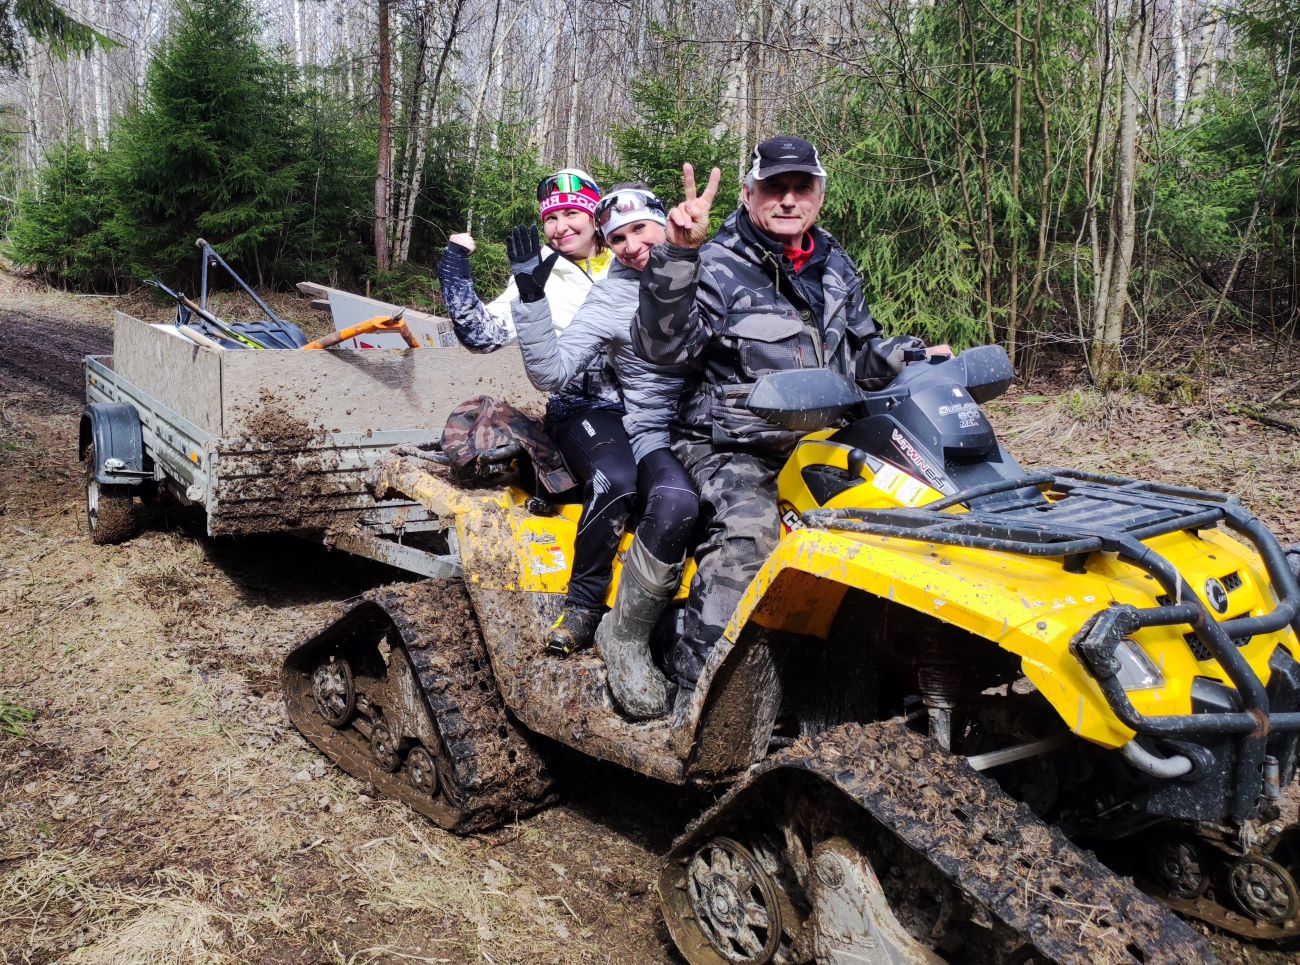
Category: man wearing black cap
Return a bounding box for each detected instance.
[631,135,931,708]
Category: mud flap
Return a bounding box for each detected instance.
[659,720,1214,965]
[80,402,146,485]
[282,580,555,834]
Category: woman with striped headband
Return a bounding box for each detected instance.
[436,169,614,352]
[506,184,699,720]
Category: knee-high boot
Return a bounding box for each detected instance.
[597,539,679,720]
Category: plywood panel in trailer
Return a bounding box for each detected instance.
[111,312,223,435]
[219,342,545,437]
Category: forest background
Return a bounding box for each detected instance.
[0,0,1295,383]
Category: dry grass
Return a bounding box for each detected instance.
[5,274,1299,964]
[0,851,286,964]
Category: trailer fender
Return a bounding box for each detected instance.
[79,403,147,485]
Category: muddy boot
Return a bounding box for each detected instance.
[598,541,679,719]
[545,603,603,657]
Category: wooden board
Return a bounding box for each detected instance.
[111,313,223,435]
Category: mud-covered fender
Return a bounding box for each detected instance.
[79,402,146,485]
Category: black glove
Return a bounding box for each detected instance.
[507,224,560,303]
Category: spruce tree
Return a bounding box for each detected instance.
[108,0,307,281]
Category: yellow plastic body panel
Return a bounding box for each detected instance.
[776,433,949,526]
[379,449,1295,756]
[423,485,691,604]
[723,522,1294,751]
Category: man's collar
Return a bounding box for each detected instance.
[736,207,826,270]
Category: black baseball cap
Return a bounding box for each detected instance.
[748,135,827,180]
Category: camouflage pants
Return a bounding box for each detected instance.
[671,436,784,686]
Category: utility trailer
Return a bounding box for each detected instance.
[80,311,542,576]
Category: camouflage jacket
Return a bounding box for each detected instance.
[632,208,923,453]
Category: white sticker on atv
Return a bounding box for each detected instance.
[530,545,569,574]
[873,464,929,507]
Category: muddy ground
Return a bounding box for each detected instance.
[0,273,1298,964]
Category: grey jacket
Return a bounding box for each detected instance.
[633,208,923,454]
[512,259,688,462]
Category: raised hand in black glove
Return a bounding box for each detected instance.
[507,224,560,303]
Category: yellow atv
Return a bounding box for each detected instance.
[283,346,1300,963]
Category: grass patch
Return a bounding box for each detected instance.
[1,696,35,736]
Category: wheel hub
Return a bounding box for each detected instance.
[685,837,782,965]
[406,745,439,797]
[1228,854,1300,925]
[1149,837,1208,900]
[370,721,401,773]
[311,658,356,728]
[708,880,742,927]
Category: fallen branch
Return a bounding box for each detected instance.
[1238,405,1300,434]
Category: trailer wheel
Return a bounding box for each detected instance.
[85,444,137,545]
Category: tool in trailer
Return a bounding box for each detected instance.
[302,312,419,350]
[145,278,269,350]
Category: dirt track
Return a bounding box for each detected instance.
[2,274,1300,963]
[0,282,683,964]
[0,311,112,399]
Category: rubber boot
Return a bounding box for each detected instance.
[598,540,679,719]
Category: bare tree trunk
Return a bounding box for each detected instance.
[375,0,393,273]
[1007,0,1023,361]
[466,0,514,230]
[393,2,432,265]
[563,13,580,163]
[1171,0,1187,124]
[75,54,92,150]
[291,0,305,69]
[1186,1,1218,124]
[1092,0,1152,379]
[23,34,44,172]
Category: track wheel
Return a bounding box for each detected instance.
[684,837,784,965]
[370,721,402,773]
[1149,835,1210,900]
[1228,854,1300,925]
[311,657,356,728]
[84,444,137,545]
[406,746,439,798]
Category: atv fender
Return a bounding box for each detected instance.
[79,403,146,486]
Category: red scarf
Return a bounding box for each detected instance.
[784,232,815,272]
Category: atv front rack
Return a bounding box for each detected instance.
[803,468,1300,817]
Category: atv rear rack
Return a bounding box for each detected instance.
[803,468,1300,817]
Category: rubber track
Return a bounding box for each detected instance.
[284,581,554,834]
[672,720,1215,964]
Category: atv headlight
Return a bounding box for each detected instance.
[1114,639,1164,691]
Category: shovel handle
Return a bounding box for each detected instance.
[303,313,419,350]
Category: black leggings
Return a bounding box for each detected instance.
[549,409,699,609]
